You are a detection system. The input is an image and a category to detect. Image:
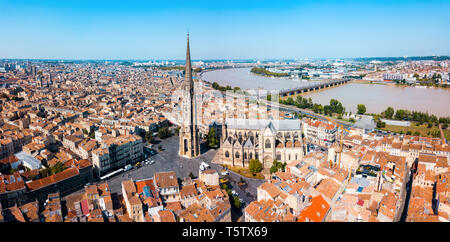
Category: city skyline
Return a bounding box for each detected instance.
[1,0,449,60]
[0,7,449,227]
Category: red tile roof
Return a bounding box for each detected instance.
[298,195,330,222]
[26,167,79,191]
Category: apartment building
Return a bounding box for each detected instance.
[303,119,337,147]
[153,171,180,202]
[121,179,144,222]
[92,134,143,176]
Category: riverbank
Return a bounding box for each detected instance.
[201,68,450,116]
[379,122,450,140]
[250,67,289,78]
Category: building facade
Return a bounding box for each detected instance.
[221,119,304,169]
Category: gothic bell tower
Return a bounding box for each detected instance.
[179,33,200,158]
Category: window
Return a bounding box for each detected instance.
[265,139,271,149]
[225,151,230,158]
[235,152,240,158]
[184,139,189,153]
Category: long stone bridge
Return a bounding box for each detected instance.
[279,79,351,99]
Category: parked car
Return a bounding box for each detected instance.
[149,160,155,165]
[124,165,132,171]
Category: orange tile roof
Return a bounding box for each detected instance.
[26,167,79,191]
[154,171,178,188]
[158,210,176,222]
[0,154,18,165]
[298,195,330,222]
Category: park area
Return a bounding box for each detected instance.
[380,122,450,140]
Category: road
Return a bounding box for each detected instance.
[438,123,447,144]
[224,90,353,129]
[399,167,414,222]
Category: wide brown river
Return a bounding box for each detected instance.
[201,68,450,117]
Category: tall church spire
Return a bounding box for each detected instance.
[185,32,193,93]
[179,32,200,158]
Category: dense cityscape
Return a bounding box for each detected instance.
[1,35,449,223]
[0,4,449,238]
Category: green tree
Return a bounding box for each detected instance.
[357,104,366,115]
[249,159,263,174]
[270,161,279,174]
[382,107,394,119]
[221,183,229,191]
[189,172,194,179]
[323,105,332,116]
[295,96,303,107]
[285,97,294,105]
[330,99,344,114]
[207,127,219,149]
[312,104,323,114]
[376,120,386,128]
[233,195,242,208]
[50,162,65,175]
[270,160,287,174]
[145,131,154,144]
[88,131,95,139]
[157,127,171,139]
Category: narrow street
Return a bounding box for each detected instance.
[399,167,414,221]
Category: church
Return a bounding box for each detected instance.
[177,34,305,168]
[178,33,200,158]
[220,118,305,169]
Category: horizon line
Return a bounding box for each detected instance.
[1,55,450,62]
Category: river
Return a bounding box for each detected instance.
[201,68,450,117]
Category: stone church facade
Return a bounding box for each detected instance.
[221,118,304,169]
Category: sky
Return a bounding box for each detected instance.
[0,0,449,60]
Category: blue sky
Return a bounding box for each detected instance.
[0,0,449,59]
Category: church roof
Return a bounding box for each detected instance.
[225,118,300,131]
[244,138,254,148]
[233,139,242,148]
[222,137,232,148]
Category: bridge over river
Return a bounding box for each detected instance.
[279,79,351,99]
